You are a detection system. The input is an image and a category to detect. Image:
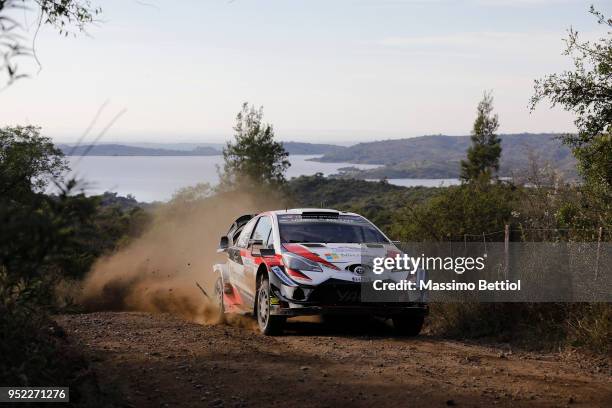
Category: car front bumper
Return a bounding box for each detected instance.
[268,271,428,317]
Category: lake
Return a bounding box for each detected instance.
[66,155,459,202]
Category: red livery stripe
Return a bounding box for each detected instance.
[282,244,340,270]
[285,268,312,281]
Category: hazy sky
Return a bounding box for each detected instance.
[2,0,611,143]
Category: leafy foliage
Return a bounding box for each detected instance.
[0,0,100,87]
[0,126,149,386]
[390,183,516,241]
[220,103,290,189]
[531,6,612,230]
[571,133,612,227]
[0,125,68,199]
[531,6,612,148]
[36,0,100,31]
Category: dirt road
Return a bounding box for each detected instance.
[56,312,611,408]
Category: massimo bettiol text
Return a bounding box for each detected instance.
[371,253,521,292]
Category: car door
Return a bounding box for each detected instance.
[246,215,273,298]
[228,217,257,311]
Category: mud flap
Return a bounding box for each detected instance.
[268,285,285,315]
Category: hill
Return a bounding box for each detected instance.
[59,142,344,156]
[58,144,220,156]
[312,134,577,179]
[281,142,345,155]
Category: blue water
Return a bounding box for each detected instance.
[65,155,458,202]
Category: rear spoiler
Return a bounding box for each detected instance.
[227,214,255,234]
[220,214,255,252]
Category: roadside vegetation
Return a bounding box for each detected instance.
[0,126,149,388]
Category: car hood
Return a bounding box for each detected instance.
[283,242,397,270]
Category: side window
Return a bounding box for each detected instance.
[251,216,273,247]
[264,229,273,248]
[236,218,257,248]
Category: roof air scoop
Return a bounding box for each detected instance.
[301,211,339,219]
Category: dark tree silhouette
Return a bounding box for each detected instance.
[220,102,290,188]
[460,91,502,182]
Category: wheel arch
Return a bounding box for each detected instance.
[254,263,269,312]
[213,263,229,284]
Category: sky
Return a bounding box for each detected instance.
[2,0,611,144]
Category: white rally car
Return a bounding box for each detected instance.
[213,209,427,335]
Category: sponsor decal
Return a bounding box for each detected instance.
[269,296,280,305]
[332,246,362,252]
[270,266,297,287]
[324,253,340,261]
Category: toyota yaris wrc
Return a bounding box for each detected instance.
[213,209,427,335]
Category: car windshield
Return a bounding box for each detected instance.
[278,214,388,244]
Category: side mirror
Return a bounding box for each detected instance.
[251,240,275,257]
[217,236,229,253]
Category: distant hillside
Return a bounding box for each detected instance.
[59,141,344,156]
[281,142,345,155]
[312,134,577,179]
[59,144,220,156]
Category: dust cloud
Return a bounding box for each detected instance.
[80,187,287,325]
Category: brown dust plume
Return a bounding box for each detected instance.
[80,187,288,325]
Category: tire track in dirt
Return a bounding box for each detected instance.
[56,312,611,408]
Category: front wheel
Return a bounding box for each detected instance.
[392,314,424,336]
[256,275,285,335]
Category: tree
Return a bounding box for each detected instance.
[530,7,612,226]
[220,102,290,188]
[460,91,502,182]
[0,0,100,88]
[531,6,612,149]
[0,125,68,200]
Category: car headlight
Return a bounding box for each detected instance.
[282,253,323,272]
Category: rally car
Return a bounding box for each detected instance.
[213,209,427,335]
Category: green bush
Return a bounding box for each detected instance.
[391,182,516,241]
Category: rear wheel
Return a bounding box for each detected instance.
[256,275,285,335]
[392,314,424,336]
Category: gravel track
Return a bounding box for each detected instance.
[56,312,611,408]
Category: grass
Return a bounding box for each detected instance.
[428,303,611,354]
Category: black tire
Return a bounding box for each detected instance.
[392,314,424,336]
[214,277,226,322]
[256,275,285,335]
